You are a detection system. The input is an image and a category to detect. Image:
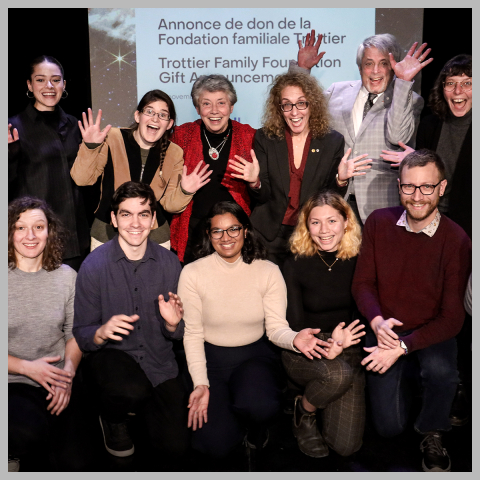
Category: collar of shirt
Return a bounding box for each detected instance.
[396,210,442,237]
[110,235,157,263]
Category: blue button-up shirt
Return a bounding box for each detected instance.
[73,236,184,387]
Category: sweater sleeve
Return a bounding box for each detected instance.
[263,263,299,351]
[351,213,383,322]
[71,140,109,186]
[63,267,77,342]
[178,265,210,389]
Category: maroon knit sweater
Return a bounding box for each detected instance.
[352,206,471,354]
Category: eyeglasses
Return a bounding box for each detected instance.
[142,108,170,121]
[279,101,309,112]
[443,80,472,92]
[209,225,243,239]
[400,181,443,195]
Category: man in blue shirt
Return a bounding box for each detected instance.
[73,181,189,464]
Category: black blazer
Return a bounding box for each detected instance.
[249,128,346,241]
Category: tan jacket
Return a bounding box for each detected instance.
[71,128,193,228]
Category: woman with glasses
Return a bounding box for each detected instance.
[232,71,371,268]
[381,54,472,238]
[71,89,210,250]
[178,200,332,460]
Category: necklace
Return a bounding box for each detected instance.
[203,128,230,160]
[317,250,339,271]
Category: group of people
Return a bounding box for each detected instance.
[8,29,471,473]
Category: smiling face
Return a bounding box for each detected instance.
[443,74,472,117]
[209,212,245,263]
[398,163,447,232]
[359,47,394,95]
[133,100,174,149]
[13,209,49,266]
[196,90,233,134]
[27,61,65,111]
[111,197,156,259]
[280,85,311,136]
[308,205,347,253]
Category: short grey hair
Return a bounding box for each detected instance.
[356,33,402,68]
[191,74,237,108]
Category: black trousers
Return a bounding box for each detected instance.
[191,337,285,458]
[8,380,94,471]
[83,348,190,459]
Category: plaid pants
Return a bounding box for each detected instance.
[282,336,365,456]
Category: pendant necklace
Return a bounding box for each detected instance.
[317,250,339,272]
[204,128,230,160]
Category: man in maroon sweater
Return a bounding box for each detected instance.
[352,149,471,472]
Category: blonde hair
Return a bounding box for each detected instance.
[290,191,361,260]
[262,71,331,139]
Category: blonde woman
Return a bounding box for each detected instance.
[282,190,366,459]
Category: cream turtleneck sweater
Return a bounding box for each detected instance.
[178,252,299,388]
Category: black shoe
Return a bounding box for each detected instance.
[449,383,469,426]
[420,432,451,472]
[99,416,135,457]
[243,429,269,472]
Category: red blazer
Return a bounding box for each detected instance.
[170,120,255,261]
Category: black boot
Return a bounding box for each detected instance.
[449,383,469,426]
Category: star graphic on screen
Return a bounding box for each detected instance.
[102,47,135,77]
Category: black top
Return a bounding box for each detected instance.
[283,251,358,334]
[190,120,234,220]
[8,103,89,259]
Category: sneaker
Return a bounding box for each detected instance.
[293,395,329,458]
[420,432,451,472]
[99,415,135,457]
[8,456,20,472]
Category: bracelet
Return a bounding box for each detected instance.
[336,174,348,187]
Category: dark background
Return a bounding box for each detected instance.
[8,8,472,121]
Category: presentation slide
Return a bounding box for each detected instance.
[88,8,423,128]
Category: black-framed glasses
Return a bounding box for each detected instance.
[142,108,170,121]
[443,80,472,92]
[209,225,243,239]
[279,101,309,112]
[400,181,443,195]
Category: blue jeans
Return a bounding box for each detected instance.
[365,330,458,437]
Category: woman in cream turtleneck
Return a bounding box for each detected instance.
[178,201,332,460]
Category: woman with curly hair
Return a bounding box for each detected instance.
[381,54,472,238]
[178,201,332,463]
[282,190,366,459]
[230,71,371,268]
[8,196,90,471]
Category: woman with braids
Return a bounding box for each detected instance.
[71,89,211,250]
[282,191,365,459]
[178,201,332,461]
[230,71,371,269]
[8,196,92,471]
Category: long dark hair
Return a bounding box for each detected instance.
[8,196,68,271]
[194,201,267,264]
[428,54,472,120]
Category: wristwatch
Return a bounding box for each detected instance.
[399,340,408,355]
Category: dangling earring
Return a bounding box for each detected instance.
[61,90,68,99]
[26,90,34,99]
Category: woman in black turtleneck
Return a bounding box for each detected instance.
[281,190,366,460]
[8,56,89,271]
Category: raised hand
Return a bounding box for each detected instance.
[78,108,112,144]
[293,328,334,359]
[159,292,184,329]
[229,149,260,186]
[390,42,433,82]
[8,123,19,144]
[371,316,403,349]
[297,29,326,70]
[23,356,72,395]
[93,314,139,345]
[187,385,210,431]
[380,142,415,167]
[331,319,366,349]
[337,148,372,181]
[180,160,212,194]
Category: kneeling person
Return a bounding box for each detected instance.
[73,181,189,463]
